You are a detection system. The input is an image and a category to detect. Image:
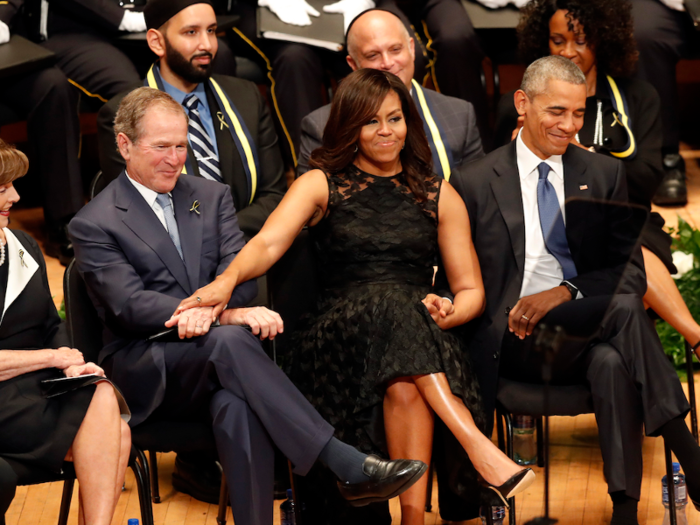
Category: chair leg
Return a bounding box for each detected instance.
[425,462,434,513]
[536,416,545,469]
[217,472,229,525]
[57,478,74,525]
[130,454,155,525]
[496,408,506,452]
[288,459,303,525]
[504,411,514,460]
[148,451,161,503]
[685,340,699,442]
[665,441,678,525]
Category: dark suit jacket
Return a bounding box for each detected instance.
[97,74,287,238]
[296,87,484,177]
[450,141,647,422]
[69,171,257,425]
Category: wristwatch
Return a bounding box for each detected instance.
[560,280,578,300]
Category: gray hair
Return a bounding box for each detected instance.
[114,87,187,144]
[520,55,586,99]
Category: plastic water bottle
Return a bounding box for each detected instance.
[128,519,139,525]
[662,462,689,525]
[513,415,537,466]
[280,488,296,525]
[480,505,506,525]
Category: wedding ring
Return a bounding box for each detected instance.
[521,315,529,321]
[196,323,202,328]
[196,296,202,304]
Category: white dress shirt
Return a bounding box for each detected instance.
[516,131,568,298]
[126,172,173,233]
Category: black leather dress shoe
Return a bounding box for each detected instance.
[336,455,427,507]
[653,153,687,206]
[172,455,222,504]
[479,468,535,508]
[44,222,74,267]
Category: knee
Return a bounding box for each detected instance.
[385,379,422,409]
[587,344,626,379]
[608,294,646,319]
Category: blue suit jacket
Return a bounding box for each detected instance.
[69,171,257,425]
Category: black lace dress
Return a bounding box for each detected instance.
[292,165,484,523]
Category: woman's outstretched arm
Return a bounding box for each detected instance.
[430,181,486,330]
[170,169,330,320]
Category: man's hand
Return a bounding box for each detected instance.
[422,294,455,330]
[118,11,146,32]
[508,286,571,339]
[169,307,215,339]
[0,21,10,45]
[51,347,85,370]
[259,0,320,26]
[172,275,236,322]
[323,0,375,32]
[64,362,105,378]
[220,307,284,340]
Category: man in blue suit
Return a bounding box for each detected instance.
[69,86,425,525]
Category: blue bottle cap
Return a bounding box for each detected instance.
[128,519,139,525]
[673,462,681,474]
[287,488,293,499]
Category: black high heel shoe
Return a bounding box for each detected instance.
[479,468,536,508]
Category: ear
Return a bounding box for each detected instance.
[147,28,166,58]
[408,37,415,61]
[116,133,133,163]
[347,54,358,71]
[513,90,529,117]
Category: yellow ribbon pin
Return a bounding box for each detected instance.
[190,200,201,215]
[612,112,623,128]
[217,112,229,131]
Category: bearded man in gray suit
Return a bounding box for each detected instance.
[297,8,484,181]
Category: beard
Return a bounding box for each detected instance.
[164,37,213,85]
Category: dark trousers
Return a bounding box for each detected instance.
[414,0,489,147]
[42,33,140,103]
[0,67,83,223]
[632,0,700,152]
[500,294,689,499]
[152,325,335,525]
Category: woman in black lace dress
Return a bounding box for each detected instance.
[174,69,534,524]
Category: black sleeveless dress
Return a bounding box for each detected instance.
[293,163,484,453]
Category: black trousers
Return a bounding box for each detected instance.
[152,325,335,525]
[632,0,700,152]
[500,294,689,499]
[0,67,83,223]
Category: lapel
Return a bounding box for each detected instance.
[205,82,242,210]
[171,179,203,294]
[116,173,192,295]
[490,141,526,275]
[562,147,589,258]
[2,229,39,324]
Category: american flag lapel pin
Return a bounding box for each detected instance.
[580,185,588,191]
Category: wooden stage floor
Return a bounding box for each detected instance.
[6,150,700,525]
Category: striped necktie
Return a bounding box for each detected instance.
[536,162,577,280]
[183,93,223,183]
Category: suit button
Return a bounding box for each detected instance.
[493,352,499,360]
[505,306,511,314]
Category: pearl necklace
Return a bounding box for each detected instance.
[0,239,6,267]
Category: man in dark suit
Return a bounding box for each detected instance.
[70,87,425,525]
[450,55,700,525]
[97,0,285,239]
[296,8,484,179]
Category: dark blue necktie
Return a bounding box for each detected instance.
[536,162,577,279]
[183,94,223,183]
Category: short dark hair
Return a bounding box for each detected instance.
[517,0,638,78]
[309,68,432,201]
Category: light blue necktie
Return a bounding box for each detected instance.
[156,193,184,261]
[536,162,577,279]
[183,93,223,183]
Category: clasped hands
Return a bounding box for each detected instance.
[51,347,105,378]
[165,304,284,341]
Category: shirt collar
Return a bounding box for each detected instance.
[160,75,207,106]
[516,129,564,182]
[126,171,170,208]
